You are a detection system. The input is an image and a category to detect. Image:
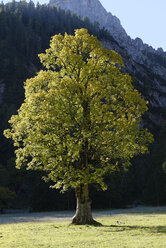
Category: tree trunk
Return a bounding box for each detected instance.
[72,184,101,225]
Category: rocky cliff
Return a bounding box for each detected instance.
[50,0,128,44]
[50,0,166,128]
[50,0,164,55]
[50,0,128,45]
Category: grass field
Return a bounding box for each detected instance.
[0,208,166,247]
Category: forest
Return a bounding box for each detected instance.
[0,0,166,212]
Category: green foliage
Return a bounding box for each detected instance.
[0,0,163,210]
[0,0,120,209]
[162,161,166,173]
[4,29,153,192]
[141,122,166,205]
[0,186,15,209]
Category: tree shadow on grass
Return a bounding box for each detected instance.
[102,225,166,234]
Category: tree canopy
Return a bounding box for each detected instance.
[4,28,153,224]
[0,0,117,210]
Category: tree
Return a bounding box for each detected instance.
[0,187,15,211]
[4,29,153,225]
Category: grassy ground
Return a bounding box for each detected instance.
[0,210,166,247]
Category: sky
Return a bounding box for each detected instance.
[3,0,166,51]
[101,0,166,51]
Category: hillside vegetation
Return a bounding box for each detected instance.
[0,1,166,211]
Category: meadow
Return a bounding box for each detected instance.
[0,207,166,248]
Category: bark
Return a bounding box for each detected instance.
[72,184,101,225]
[71,97,101,225]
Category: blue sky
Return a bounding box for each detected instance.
[101,0,166,51]
[3,0,166,51]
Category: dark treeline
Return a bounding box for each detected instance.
[0,1,165,211]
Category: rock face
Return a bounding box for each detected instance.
[50,0,128,45]
[49,0,161,54]
[50,0,166,128]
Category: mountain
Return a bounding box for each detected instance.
[50,0,164,55]
[1,1,135,210]
[0,1,165,209]
[50,0,128,44]
[50,0,166,128]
